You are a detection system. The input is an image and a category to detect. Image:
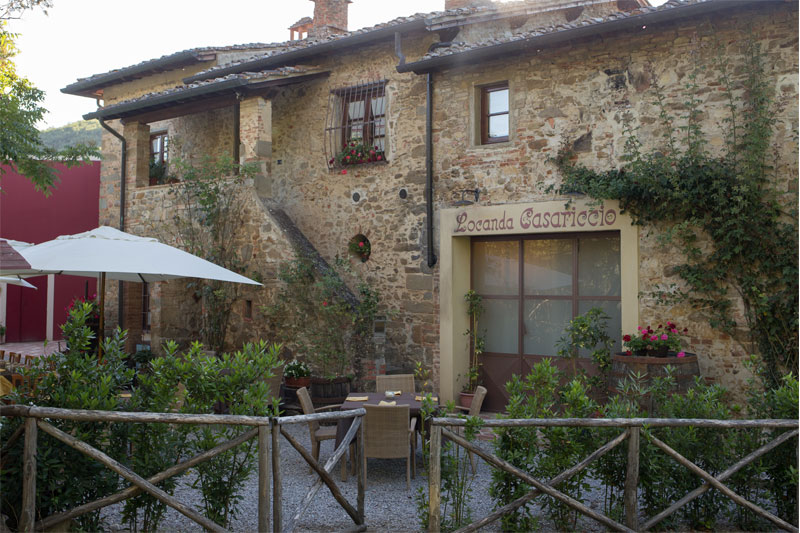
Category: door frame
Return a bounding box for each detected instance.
[438,199,639,405]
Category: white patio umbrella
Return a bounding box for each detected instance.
[0,226,261,354]
[0,277,36,289]
[0,240,36,288]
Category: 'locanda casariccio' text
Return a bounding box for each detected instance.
[454,206,617,233]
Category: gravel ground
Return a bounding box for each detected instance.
[97,423,760,532]
[99,420,626,533]
[101,422,502,532]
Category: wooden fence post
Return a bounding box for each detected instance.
[271,420,282,533]
[428,424,442,533]
[624,425,640,530]
[258,425,270,533]
[357,414,365,524]
[19,417,37,533]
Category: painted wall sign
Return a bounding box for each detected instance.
[453,203,618,235]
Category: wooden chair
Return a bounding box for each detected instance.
[23,355,36,367]
[453,385,487,474]
[376,374,415,394]
[9,353,20,364]
[363,403,416,490]
[261,364,284,402]
[296,386,349,479]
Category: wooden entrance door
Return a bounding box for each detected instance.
[471,233,622,412]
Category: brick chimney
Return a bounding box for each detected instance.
[310,0,351,38]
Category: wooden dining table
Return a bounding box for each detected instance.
[334,392,439,448]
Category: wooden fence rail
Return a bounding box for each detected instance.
[428,417,798,533]
[0,404,366,533]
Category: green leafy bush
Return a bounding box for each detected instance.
[489,360,597,531]
[415,395,483,532]
[0,302,133,531]
[489,360,798,531]
[0,303,284,532]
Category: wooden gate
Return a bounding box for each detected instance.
[427,416,798,532]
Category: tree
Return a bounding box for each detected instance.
[0,1,97,196]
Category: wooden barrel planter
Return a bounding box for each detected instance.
[607,352,700,411]
[310,376,352,407]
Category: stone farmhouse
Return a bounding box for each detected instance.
[63,0,798,409]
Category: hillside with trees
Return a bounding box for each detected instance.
[39,120,102,151]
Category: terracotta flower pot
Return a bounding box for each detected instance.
[459,391,475,409]
[285,376,311,388]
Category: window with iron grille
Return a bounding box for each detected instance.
[325,80,387,168]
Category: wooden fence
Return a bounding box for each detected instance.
[427,417,798,533]
[0,404,366,533]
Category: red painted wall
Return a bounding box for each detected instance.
[1,162,100,341]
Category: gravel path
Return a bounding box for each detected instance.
[96,422,745,532]
[101,422,500,532]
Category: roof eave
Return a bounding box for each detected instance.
[82,71,330,122]
[82,78,249,121]
[397,0,772,74]
[184,19,427,84]
[62,51,214,98]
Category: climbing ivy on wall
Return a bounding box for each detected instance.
[551,39,798,388]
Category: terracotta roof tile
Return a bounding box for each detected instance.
[417,0,707,61]
[92,66,317,114]
[70,44,284,87]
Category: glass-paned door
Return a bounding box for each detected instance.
[471,232,621,411]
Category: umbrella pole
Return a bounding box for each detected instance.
[98,272,106,360]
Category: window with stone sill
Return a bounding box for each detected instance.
[325,80,387,168]
[479,82,509,145]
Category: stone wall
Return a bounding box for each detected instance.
[268,35,440,376]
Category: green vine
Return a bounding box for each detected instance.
[551,39,797,387]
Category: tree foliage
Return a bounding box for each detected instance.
[551,39,798,387]
[39,119,102,151]
[1,1,97,195]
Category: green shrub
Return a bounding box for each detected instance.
[489,360,597,530]
[0,303,284,532]
[0,302,133,531]
[415,395,482,532]
[490,359,798,531]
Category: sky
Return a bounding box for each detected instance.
[9,0,664,129]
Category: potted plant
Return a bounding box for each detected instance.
[622,321,687,357]
[348,238,371,262]
[284,359,311,388]
[460,290,485,408]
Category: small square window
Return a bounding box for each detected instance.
[480,83,509,144]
